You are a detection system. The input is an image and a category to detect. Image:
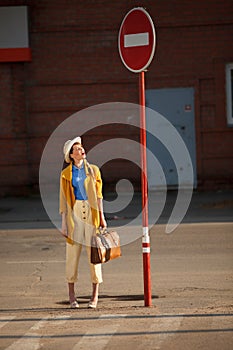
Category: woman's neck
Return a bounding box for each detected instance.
[74,159,84,168]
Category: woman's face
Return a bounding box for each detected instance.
[70,143,86,162]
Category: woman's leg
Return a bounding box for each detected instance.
[85,221,103,308]
[66,200,86,306]
[86,244,103,284]
[83,201,103,308]
[66,242,82,303]
[91,282,99,303]
[68,282,75,303]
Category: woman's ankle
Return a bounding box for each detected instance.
[68,282,76,303]
[91,283,99,302]
[69,295,76,303]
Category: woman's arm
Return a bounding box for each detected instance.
[97,198,107,228]
[61,212,68,237]
[93,165,107,228]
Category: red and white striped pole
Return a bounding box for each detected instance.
[139,71,152,307]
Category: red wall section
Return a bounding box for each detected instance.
[0,0,233,195]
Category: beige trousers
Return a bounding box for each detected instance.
[66,200,102,284]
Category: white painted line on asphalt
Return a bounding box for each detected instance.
[4,318,47,350]
[99,314,127,319]
[72,315,126,350]
[0,316,16,329]
[6,260,65,264]
[4,316,70,350]
[139,316,183,350]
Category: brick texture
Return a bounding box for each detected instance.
[0,0,233,195]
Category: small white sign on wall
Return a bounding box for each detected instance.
[0,6,31,62]
[226,63,233,126]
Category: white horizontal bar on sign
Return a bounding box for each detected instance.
[124,32,149,48]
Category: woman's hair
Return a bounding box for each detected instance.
[62,142,80,169]
[69,142,80,162]
[62,143,96,181]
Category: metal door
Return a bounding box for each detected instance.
[146,87,197,189]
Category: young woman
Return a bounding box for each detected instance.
[59,136,107,308]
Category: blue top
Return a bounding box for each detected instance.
[72,164,88,200]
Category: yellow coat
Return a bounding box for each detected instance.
[59,160,103,244]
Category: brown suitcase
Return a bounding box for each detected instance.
[91,229,121,264]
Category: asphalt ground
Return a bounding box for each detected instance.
[0,190,232,349]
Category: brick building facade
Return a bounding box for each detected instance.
[0,0,233,196]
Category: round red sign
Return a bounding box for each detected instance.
[118,7,156,73]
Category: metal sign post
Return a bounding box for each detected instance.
[139,70,152,306]
[118,7,156,307]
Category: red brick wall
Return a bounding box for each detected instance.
[0,0,233,195]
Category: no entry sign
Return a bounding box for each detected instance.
[118,7,156,307]
[118,7,156,73]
